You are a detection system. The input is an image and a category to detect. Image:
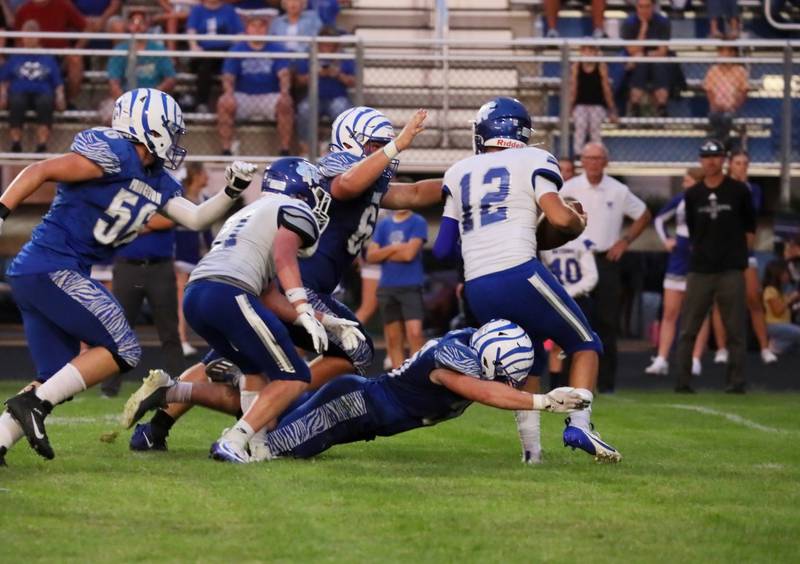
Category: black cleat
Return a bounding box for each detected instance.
[4,389,54,460]
[0,446,7,467]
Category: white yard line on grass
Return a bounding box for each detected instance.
[665,404,787,434]
[47,414,120,426]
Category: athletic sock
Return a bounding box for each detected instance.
[0,411,23,450]
[35,363,86,406]
[515,410,541,463]
[569,388,594,429]
[224,420,254,447]
[165,382,192,404]
[238,390,267,450]
[149,409,176,440]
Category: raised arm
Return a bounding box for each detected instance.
[329,109,427,201]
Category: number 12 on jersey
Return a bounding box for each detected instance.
[460,167,510,233]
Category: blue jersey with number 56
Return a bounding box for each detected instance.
[7,128,182,277]
[442,146,562,282]
[300,151,392,294]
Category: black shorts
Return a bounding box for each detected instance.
[377,285,424,324]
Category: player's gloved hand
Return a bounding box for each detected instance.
[320,314,365,352]
[205,356,242,387]
[294,303,328,354]
[224,161,258,198]
[533,387,591,412]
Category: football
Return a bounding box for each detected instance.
[536,198,585,251]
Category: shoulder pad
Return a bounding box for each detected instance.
[70,128,129,176]
[318,151,360,178]
[278,202,319,248]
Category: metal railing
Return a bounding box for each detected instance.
[0,31,796,204]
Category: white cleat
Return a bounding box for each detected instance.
[121,369,174,429]
[760,349,778,364]
[644,356,669,375]
[714,348,729,364]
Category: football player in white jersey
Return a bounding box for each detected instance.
[433,97,620,463]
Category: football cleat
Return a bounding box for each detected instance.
[4,389,54,460]
[129,423,167,452]
[0,446,7,467]
[248,438,274,462]
[121,370,174,429]
[209,439,250,464]
[563,418,621,463]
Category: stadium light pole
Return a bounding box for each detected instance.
[779,42,792,210]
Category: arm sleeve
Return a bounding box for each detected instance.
[160,191,236,231]
[278,204,319,248]
[441,189,459,220]
[434,341,482,377]
[70,130,123,176]
[654,194,681,244]
[623,187,648,220]
[432,217,460,261]
[532,152,564,202]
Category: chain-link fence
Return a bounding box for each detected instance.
[0,32,796,189]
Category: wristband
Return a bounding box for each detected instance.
[382,141,399,160]
[294,302,313,316]
[0,203,10,220]
[531,394,547,411]
[286,287,308,304]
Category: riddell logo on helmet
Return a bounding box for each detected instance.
[493,139,526,148]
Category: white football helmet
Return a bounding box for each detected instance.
[330,106,395,159]
[112,88,187,170]
[470,319,535,387]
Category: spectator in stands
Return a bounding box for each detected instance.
[308,0,339,26]
[174,162,212,356]
[15,0,87,108]
[217,12,293,155]
[570,43,617,157]
[0,20,65,152]
[187,0,244,112]
[367,209,428,369]
[708,0,740,38]
[621,0,672,117]
[703,44,748,149]
[761,259,800,355]
[674,139,755,394]
[157,1,200,52]
[294,26,354,155]
[73,0,120,33]
[268,0,322,53]
[544,0,606,39]
[107,10,177,100]
[561,142,652,393]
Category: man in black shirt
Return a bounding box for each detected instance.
[674,139,756,393]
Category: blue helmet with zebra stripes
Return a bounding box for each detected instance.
[470,319,535,387]
[329,106,396,160]
[112,88,187,170]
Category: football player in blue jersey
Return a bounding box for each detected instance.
[433,97,621,463]
[259,320,589,461]
[0,88,259,466]
[125,106,447,452]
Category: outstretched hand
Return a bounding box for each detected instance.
[395,109,428,152]
[543,387,592,412]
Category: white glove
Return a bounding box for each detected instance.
[532,386,591,412]
[293,303,328,354]
[320,314,365,352]
[223,161,258,198]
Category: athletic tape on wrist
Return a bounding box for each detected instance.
[382,141,399,160]
[286,287,308,304]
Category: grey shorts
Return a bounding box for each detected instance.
[377,285,424,324]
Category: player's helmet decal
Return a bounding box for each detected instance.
[262,157,331,233]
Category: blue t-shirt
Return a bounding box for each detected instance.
[107,41,176,90]
[223,42,288,95]
[373,213,427,288]
[7,128,183,277]
[116,229,176,261]
[187,4,244,51]
[299,151,393,294]
[295,58,354,100]
[73,0,112,15]
[0,55,62,95]
[380,328,479,423]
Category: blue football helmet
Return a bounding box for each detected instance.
[472,97,532,154]
[262,157,331,233]
[470,319,535,387]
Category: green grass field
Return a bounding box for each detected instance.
[1,382,798,563]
